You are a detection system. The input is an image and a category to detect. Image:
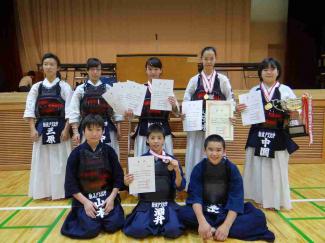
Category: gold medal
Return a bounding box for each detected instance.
[204,94,209,100]
[165,160,174,171]
[167,164,174,171]
[265,102,273,110]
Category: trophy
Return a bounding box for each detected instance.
[271,95,312,138]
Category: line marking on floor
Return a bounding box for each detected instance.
[288,217,325,221]
[0,187,323,197]
[1,199,325,211]
[0,198,33,227]
[0,225,50,229]
[38,209,67,243]
[291,198,325,202]
[276,210,313,243]
[291,188,325,212]
[290,187,325,190]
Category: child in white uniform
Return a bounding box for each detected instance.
[24,52,72,200]
[238,57,299,210]
[183,47,234,187]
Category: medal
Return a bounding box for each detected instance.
[149,150,175,171]
[260,82,279,102]
[265,102,273,110]
[204,94,209,100]
[202,71,216,96]
[167,162,174,171]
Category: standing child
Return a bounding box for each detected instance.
[69,58,122,155]
[123,124,186,239]
[183,47,235,186]
[24,52,72,200]
[61,114,125,239]
[238,57,299,210]
[179,135,275,242]
[129,57,179,157]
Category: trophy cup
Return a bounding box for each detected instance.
[271,96,311,138]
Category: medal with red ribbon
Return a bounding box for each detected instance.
[149,149,174,171]
[260,82,280,110]
[201,70,216,100]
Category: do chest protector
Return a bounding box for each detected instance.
[139,159,176,202]
[35,81,65,119]
[203,160,230,205]
[80,83,113,118]
[78,147,113,194]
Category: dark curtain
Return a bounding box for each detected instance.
[0,0,22,92]
[285,0,324,89]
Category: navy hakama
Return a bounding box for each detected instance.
[123,201,184,239]
[61,142,125,238]
[61,197,125,239]
[179,158,275,242]
[123,151,186,239]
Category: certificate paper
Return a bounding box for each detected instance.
[126,80,147,116]
[102,81,147,116]
[238,91,265,126]
[113,82,129,113]
[205,100,234,141]
[182,100,203,131]
[128,156,155,194]
[150,79,174,111]
[102,88,124,115]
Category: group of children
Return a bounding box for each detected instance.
[63,117,274,241]
[23,47,301,241]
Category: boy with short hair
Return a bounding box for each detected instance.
[61,114,125,239]
[179,134,275,242]
[123,124,186,239]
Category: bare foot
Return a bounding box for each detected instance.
[265,207,276,211]
[255,203,263,208]
[51,198,67,201]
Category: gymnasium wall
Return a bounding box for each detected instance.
[16,0,251,74]
[0,90,323,170]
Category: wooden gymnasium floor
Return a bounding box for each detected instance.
[0,164,324,243]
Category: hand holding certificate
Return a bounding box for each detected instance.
[182,100,203,131]
[102,81,147,116]
[238,91,265,126]
[205,100,234,141]
[150,79,174,111]
[128,156,155,194]
[125,80,147,116]
[102,88,124,115]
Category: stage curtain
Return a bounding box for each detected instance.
[15,0,250,88]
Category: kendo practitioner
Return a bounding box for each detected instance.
[179,134,275,242]
[127,57,179,157]
[69,58,122,155]
[123,124,186,239]
[61,114,125,239]
[237,57,299,210]
[23,52,72,200]
[183,46,235,187]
